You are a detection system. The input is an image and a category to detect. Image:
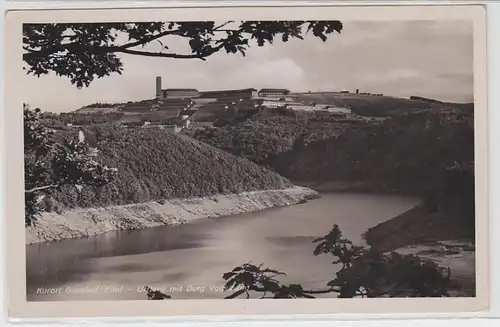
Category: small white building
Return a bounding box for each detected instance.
[287,104,316,111]
[321,107,351,114]
[257,96,293,102]
[262,100,288,108]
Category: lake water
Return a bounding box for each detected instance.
[26,193,420,301]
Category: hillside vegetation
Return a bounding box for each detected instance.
[267,109,473,190]
[45,126,293,210]
[193,106,473,193]
[293,93,473,117]
[193,107,475,235]
[192,113,358,163]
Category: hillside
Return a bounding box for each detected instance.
[193,105,473,193]
[193,106,475,230]
[62,92,474,129]
[266,109,473,194]
[291,92,473,117]
[76,103,122,114]
[192,113,359,163]
[192,105,476,250]
[45,126,294,211]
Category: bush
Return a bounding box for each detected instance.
[146,224,456,300]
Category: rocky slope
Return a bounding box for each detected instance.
[27,186,319,244]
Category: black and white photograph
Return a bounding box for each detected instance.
[4,4,489,319]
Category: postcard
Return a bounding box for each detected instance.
[4,3,489,319]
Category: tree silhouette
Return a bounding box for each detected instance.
[23,21,342,87]
[146,224,455,300]
[24,104,117,226]
[23,20,458,298]
[23,20,342,224]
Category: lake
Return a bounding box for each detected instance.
[26,192,420,301]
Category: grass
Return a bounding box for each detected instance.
[291,92,473,117]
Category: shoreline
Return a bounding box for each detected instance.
[26,184,476,296]
[363,204,476,297]
[26,186,319,245]
[363,204,475,253]
[297,180,424,196]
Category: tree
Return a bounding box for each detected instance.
[23,21,342,87]
[145,224,455,300]
[24,104,117,226]
[23,20,457,298]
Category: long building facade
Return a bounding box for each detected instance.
[258,88,291,97]
[162,89,200,99]
[155,76,200,99]
[200,88,258,100]
[155,76,292,101]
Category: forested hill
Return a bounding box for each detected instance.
[267,109,474,193]
[193,107,474,200]
[46,126,293,210]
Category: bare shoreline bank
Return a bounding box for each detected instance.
[363,204,476,297]
[297,180,423,196]
[26,186,319,245]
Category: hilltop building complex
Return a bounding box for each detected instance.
[80,77,352,131]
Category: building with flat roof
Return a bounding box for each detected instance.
[200,88,258,99]
[258,88,291,97]
[162,88,200,99]
[155,76,200,99]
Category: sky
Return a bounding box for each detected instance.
[22,20,474,113]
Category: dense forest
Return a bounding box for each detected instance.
[38,101,475,232]
[43,126,293,211]
[266,110,473,188]
[193,108,473,189]
[192,113,359,163]
[193,108,475,231]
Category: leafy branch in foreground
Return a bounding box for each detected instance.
[145,286,172,300]
[24,104,117,226]
[146,224,454,300]
[23,20,342,87]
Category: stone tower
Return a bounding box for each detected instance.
[156,76,162,99]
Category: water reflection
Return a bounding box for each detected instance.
[26,193,420,301]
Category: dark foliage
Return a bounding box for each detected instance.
[23,21,342,87]
[193,108,475,231]
[23,19,464,300]
[267,110,474,194]
[145,286,172,300]
[193,113,349,163]
[80,102,121,109]
[24,105,116,226]
[47,126,292,209]
[195,109,473,196]
[146,224,454,299]
[58,112,125,125]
